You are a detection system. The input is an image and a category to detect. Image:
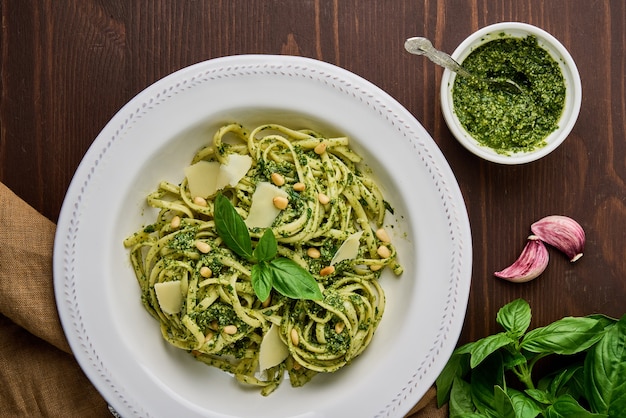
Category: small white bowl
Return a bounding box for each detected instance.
[440,22,582,164]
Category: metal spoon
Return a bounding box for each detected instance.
[404,37,524,94]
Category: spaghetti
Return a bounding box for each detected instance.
[124,123,402,395]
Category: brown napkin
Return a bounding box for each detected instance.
[0,182,110,417]
[0,181,446,417]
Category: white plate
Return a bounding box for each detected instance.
[54,55,472,418]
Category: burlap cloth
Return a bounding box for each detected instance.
[0,181,447,417]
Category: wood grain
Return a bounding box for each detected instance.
[2,0,626,413]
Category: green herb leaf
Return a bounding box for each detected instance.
[448,377,476,416]
[493,385,516,418]
[436,347,472,407]
[471,352,505,414]
[251,262,273,303]
[214,193,322,302]
[525,388,554,405]
[214,193,253,260]
[585,313,618,330]
[269,257,322,300]
[521,317,605,355]
[469,332,516,368]
[583,314,626,415]
[544,366,585,399]
[253,228,277,262]
[497,298,532,339]
[507,388,543,418]
[438,300,621,418]
[501,349,528,370]
[544,394,607,418]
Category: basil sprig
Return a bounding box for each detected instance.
[437,298,626,417]
[214,193,322,301]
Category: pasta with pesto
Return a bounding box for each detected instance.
[123,123,403,395]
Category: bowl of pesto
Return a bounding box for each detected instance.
[440,22,582,164]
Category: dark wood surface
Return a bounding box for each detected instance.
[2,0,625,413]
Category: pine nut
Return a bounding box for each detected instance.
[318,193,330,205]
[292,361,302,370]
[314,142,327,155]
[195,240,211,254]
[370,264,383,271]
[270,172,285,186]
[293,182,306,192]
[170,215,181,230]
[290,328,299,346]
[273,196,289,210]
[210,320,219,330]
[193,196,207,206]
[204,331,214,342]
[307,247,321,259]
[200,266,212,278]
[335,322,345,334]
[320,265,335,276]
[262,295,272,308]
[377,245,391,259]
[375,227,391,243]
[223,325,238,335]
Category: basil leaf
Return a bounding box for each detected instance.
[521,317,605,355]
[214,193,253,260]
[471,351,504,414]
[269,257,322,300]
[455,341,476,355]
[544,394,607,418]
[586,313,618,330]
[506,388,543,418]
[501,349,527,370]
[525,388,554,405]
[449,377,476,416]
[493,386,516,418]
[436,349,471,407]
[251,262,273,302]
[253,228,277,262]
[567,366,587,401]
[469,332,516,368]
[497,298,532,339]
[544,365,585,399]
[584,315,626,415]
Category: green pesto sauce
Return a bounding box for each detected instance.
[452,35,566,154]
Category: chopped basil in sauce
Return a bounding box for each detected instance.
[452,35,566,155]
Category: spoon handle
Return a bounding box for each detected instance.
[404,37,474,79]
[404,36,523,95]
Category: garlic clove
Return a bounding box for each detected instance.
[494,236,549,283]
[530,215,585,262]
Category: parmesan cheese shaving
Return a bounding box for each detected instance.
[259,324,289,371]
[185,154,252,198]
[215,154,252,190]
[154,280,183,315]
[184,161,220,198]
[244,182,289,228]
[330,231,364,265]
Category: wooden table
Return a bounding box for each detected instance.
[2,0,625,415]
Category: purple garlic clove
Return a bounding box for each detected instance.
[494,236,549,283]
[531,215,585,262]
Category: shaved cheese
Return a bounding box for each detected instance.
[154,280,183,315]
[244,182,289,228]
[259,324,289,371]
[330,231,364,265]
[216,154,253,190]
[185,155,252,198]
[184,161,220,198]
